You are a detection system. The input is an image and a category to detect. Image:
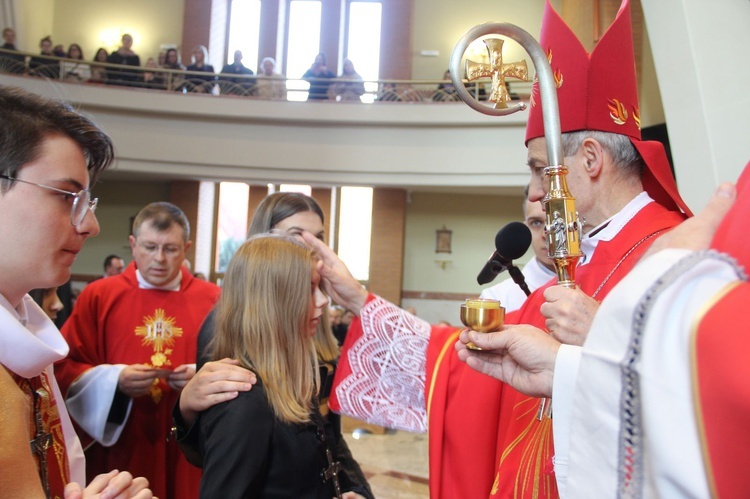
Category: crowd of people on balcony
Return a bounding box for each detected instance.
[0,27,487,103]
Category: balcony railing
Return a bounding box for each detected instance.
[0,48,532,104]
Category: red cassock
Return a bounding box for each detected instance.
[333,200,686,499]
[56,263,220,499]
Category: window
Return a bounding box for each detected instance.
[198,182,373,283]
[346,1,382,103]
[195,181,216,278]
[215,182,250,273]
[337,186,372,281]
[286,0,322,101]
[226,0,262,71]
[279,184,312,196]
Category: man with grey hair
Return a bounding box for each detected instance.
[57,201,220,499]
[302,2,693,498]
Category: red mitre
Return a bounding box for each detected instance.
[525,0,692,216]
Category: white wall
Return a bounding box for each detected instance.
[642,0,750,211]
[72,180,169,275]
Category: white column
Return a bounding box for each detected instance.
[642,0,750,211]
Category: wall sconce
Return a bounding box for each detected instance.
[435,225,452,270]
[435,258,452,270]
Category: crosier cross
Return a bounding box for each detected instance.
[465,38,528,108]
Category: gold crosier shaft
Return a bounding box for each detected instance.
[450,23,583,420]
[544,166,583,288]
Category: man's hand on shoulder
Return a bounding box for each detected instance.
[178,358,257,426]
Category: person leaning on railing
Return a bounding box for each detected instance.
[0,27,24,74]
[185,45,216,94]
[161,47,186,91]
[62,44,90,82]
[28,36,59,79]
[106,34,141,87]
[89,48,109,83]
[255,57,287,100]
[331,59,366,102]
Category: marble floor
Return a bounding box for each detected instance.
[342,419,429,498]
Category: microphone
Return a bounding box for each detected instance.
[476,222,532,286]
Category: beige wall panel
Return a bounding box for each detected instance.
[410,0,556,80]
[402,191,529,296]
[48,0,184,62]
[74,180,170,276]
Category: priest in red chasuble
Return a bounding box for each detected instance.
[56,202,220,499]
[304,1,693,498]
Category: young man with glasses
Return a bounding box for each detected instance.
[57,201,221,499]
[0,85,152,498]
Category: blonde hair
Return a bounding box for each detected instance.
[314,305,339,363]
[210,235,320,424]
[247,192,340,363]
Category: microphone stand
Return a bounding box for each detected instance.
[507,264,531,297]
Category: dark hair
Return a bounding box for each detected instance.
[28,288,48,307]
[103,254,122,271]
[94,48,109,62]
[163,48,185,71]
[132,202,190,242]
[0,86,114,192]
[39,36,52,48]
[247,192,325,237]
[67,43,84,60]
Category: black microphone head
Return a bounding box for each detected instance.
[495,221,532,260]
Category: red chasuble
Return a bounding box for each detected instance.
[425,201,685,499]
[56,263,220,499]
[693,161,750,498]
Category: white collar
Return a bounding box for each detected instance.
[580,192,654,264]
[0,293,69,378]
[135,269,182,291]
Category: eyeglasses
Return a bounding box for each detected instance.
[137,242,184,257]
[0,174,98,226]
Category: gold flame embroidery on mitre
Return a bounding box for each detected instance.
[608,98,629,125]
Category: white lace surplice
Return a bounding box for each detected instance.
[333,296,431,432]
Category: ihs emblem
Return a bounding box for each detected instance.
[134,308,183,402]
